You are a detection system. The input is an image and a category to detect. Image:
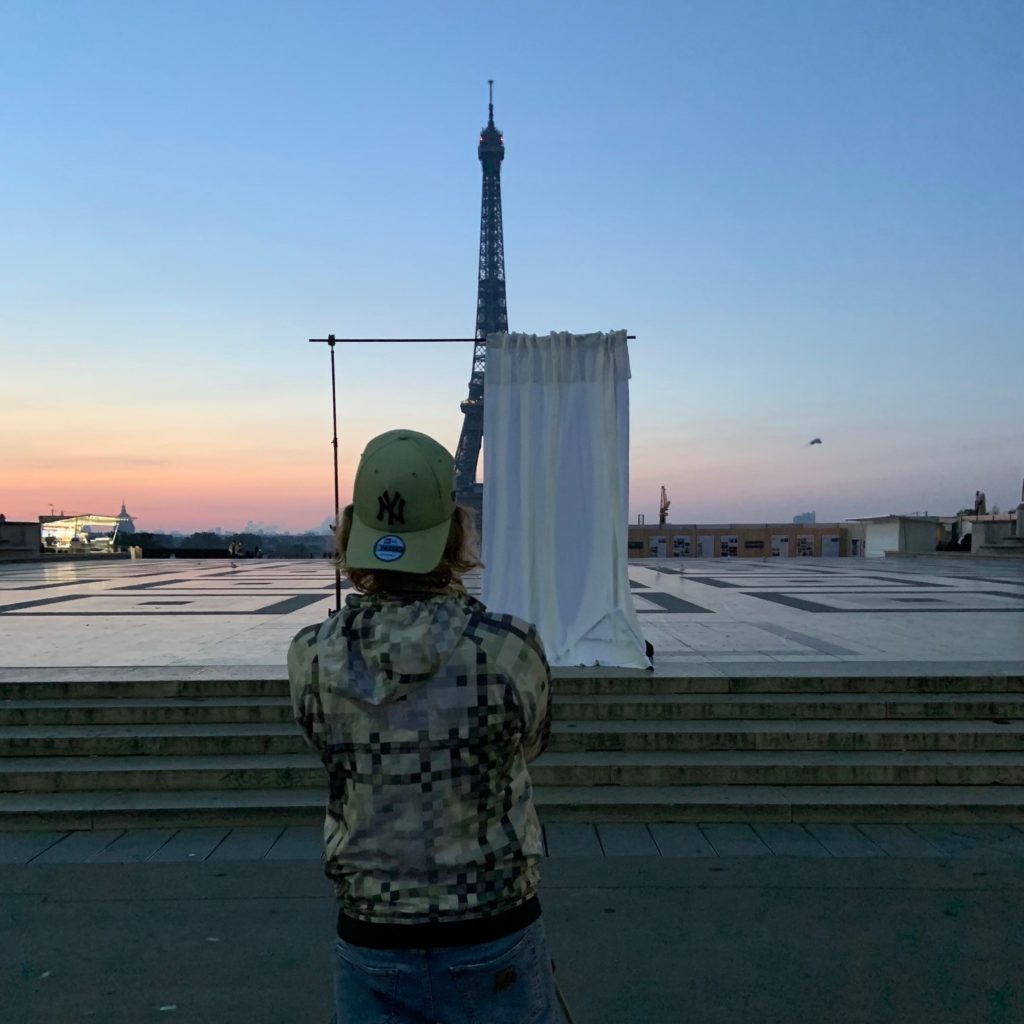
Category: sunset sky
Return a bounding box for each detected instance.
[2,1,1021,533]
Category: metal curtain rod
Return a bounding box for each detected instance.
[310,329,636,612]
[309,335,636,344]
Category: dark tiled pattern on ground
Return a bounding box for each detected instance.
[1,555,1021,666]
[638,593,714,614]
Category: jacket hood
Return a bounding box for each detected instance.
[315,591,475,705]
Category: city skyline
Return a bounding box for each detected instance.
[3,1,1021,533]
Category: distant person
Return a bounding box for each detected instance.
[287,428,562,1024]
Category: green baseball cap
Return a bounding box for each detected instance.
[345,429,457,574]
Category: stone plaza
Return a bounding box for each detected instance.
[0,554,1020,669]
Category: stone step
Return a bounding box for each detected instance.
[0,754,321,792]
[554,693,1024,721]
[0,788,324,829]
[0,697,296,726]
[3,691,1023,726]
[0,723,304,757]
[2,784,1023,829]
[4,719,1024,756]
[2,673,1022,701]
[533,785,1024,824]
[556,674,1024,696]
[553,720,1024,752]
[539,751,1024,786]
[5,750,1024,792]
[0,679,291,701]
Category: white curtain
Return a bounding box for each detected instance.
[481,331,650,669]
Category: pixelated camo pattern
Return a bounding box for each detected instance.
[287,590,552,926]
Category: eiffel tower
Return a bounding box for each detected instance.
[453,81,508,525]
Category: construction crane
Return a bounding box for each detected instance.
[659,486,670,526]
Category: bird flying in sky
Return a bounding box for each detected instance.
[808,437,822,445]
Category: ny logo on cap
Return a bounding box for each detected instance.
[377,491,407,527]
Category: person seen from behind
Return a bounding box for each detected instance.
[288,428,563,1023]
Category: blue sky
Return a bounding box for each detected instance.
[2,0,1021,531]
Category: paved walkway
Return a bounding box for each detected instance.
[1,556,1021,671]
[5,822,1024,864]
[2,855,1022,1024]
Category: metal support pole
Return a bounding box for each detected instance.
[328,335,342,615]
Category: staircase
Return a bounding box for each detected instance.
[2,672,1024,829]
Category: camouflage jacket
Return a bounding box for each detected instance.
[287,589,552,926]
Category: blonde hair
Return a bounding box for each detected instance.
[336,504,481,595]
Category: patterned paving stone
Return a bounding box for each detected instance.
[752,824,830,857]
[699,824,772,856]
[855,825,946,857]
[804,824,886,857]
[544,824,603,857]
[908,824,1024,858]
[208,826,285,861]
[89,828,176,863]
[0,831,66,864]
[265,826,323,860]
[31,830,124,863]
[648,824,718,857]
[148,827,231,862]
[596,824,659,856]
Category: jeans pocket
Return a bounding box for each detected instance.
[333,940,401,1024]
[447,924,549,1024]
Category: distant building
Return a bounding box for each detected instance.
[0,519,42,560]
[847,515,940,558]
[39,502,136,552]
[937,479,1024,556]
[116,501,135,534]
[793,511,816,524]
[628,522,857,558]
[961,513,1017,554]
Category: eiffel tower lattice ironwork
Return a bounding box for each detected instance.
[453,81,507,520]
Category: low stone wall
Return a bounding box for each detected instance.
[972,520,1015,553]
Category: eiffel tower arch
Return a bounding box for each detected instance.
[453,81,508,526]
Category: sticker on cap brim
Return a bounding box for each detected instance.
[373,535,406,562]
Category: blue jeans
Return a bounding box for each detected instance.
[330,916,565,1024]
